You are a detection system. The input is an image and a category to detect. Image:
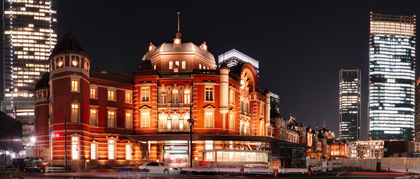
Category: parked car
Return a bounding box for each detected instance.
[139,162,179,174]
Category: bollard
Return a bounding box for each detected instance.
[308,167,311,177]
[274,169,278,177]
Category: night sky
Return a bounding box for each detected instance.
[4,0,420,139]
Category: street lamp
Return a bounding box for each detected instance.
[188,103,194,168]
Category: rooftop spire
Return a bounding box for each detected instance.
[176,12,181,38]
[173,12,182,46]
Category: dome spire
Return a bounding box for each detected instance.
[174,12,182,47]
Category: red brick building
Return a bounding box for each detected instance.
[34,30,281,169]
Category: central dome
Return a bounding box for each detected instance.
[141,41,217,71]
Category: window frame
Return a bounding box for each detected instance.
[108,138,116,160]
[90,86,98,99]
[141,87,150,102]
[71,79,80,92]
[205,86,214,101]
[107,88,116,101]
[125,110,133,129]
[90,107,98,126]
[71,102,80,123]
[107,109,117,128]
[125,90,132,104]
[71,136,80,160]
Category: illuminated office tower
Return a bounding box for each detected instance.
[2,0,57,151]
[339,69,361,141]
[218,49,259,74]
[369,13,416,140]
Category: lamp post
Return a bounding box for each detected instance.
[64,116,67,170]
[188,104,194,168]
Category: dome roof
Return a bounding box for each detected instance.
[34,72,49,90]
[141,42,215,62]
[52,32,85,56]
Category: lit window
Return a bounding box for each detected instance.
[108,139,116,160]
[260,103,264,115]
[175,61,180,68]
[205,87,213,101]
[141,111,150,128]
[71,136,80,160]
[126,144,132,160]
[199,64,202,69]
[184,89,190,104]
[71,79,79,92]
[71,103,79,123]
[169,61,173,69]
[259,120,264,136]
[141,87,150,102]
[90,87,97,99]
[125,91,132,103]
[205,141,213,160]
[172,89,179,104]
[204,111,214,128]
[91,142,97,160]
[182,61,186,69]
[107,89,116,101]
[107,110,116,128]
[90,108,98,126]
[125,111,132,129]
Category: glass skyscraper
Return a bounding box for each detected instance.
[2,0,57,150]
[339,69,361,141]
[368,13,416,140]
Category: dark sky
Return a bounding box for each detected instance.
[7,0,420,139]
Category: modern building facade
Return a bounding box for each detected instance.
[218,49,259,74]
[368,13,416,140]
[339,69,361,141]
[416,78,420,141]
[2,0,58,151]
[347,140,384,159]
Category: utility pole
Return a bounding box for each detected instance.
[188,100,194,168]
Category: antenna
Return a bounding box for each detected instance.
[177,12,180,33]
[175,12,182,38]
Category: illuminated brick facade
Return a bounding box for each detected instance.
[34,30,276,169]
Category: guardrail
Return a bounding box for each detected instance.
[45,166,65,173]
[116,168,150,178]
[278,168,308,174]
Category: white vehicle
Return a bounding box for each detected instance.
[139,162,180,174]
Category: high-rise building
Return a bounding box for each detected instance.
[415,78,420,141]
[368,13,416,141]
[218,49,259,74]
[339,69,361,141]
[2,0,58,151]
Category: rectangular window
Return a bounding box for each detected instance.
[141,111,150,128]
[205,141,213,160]
[260,103,264,115]
[107,89,116,101]
[107,110,116,128]
[71,136,80,160]
[108,139,116,160]
[141,87,150,102]
[204,111,214,128]
[229,89,235,104]
[90,87,97,99]
[125,111,132,129]
[91,143,97,160]
[199,64,202,69]
[181,61,186,69]
[71,103,79,123]
[175,61,180,68]
[205,87,214,101]
[126,144,132,160]
[90,108,98,126]
[125,91,132,103]
[71,79,79,92]
[161,94,167,104]
[169,61,173,69]
[184,90,191,104]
